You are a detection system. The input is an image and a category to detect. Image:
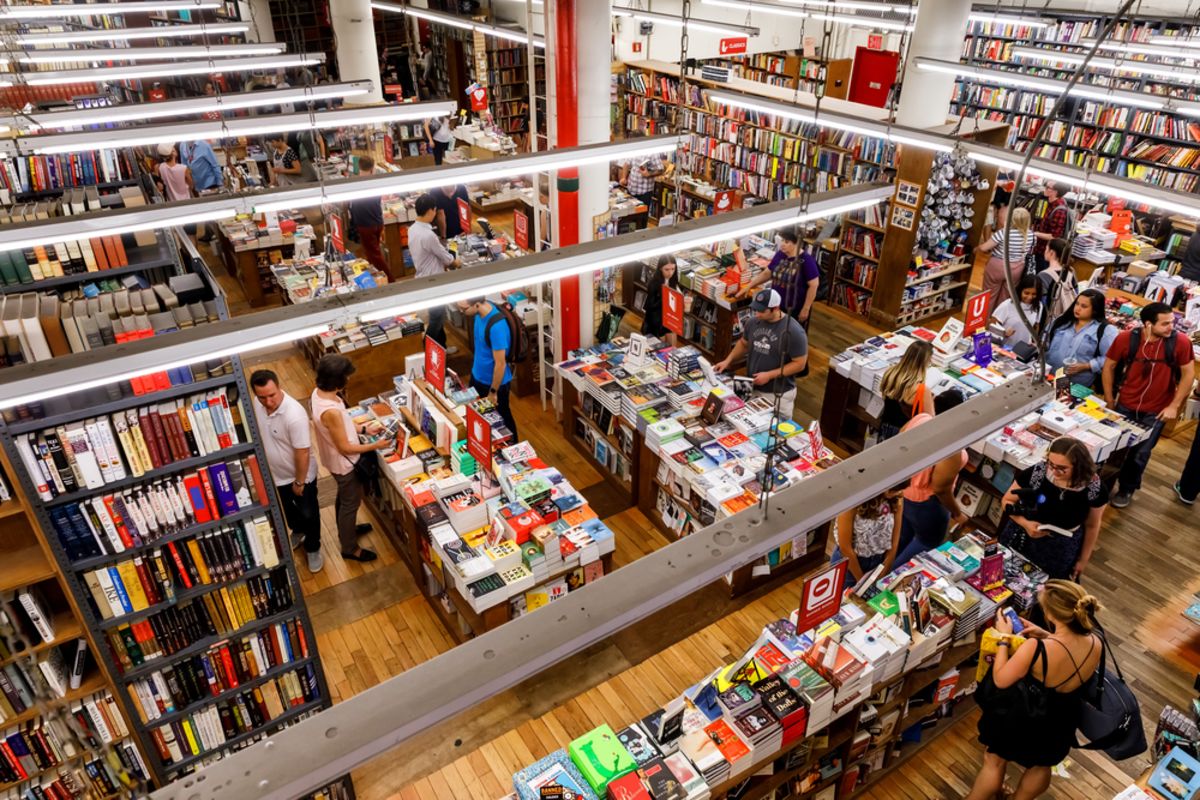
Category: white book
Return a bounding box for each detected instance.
[83,420,115,483]
[241,518,264,567]
[111,415,144,478]
[18,293,52,361]
[185,403,209,457]
[151,671,175,715]
[18,587,56,643]
[94,417,127,481]
[64,425,105,489]
[104,694,129,737]
[69,639,87,690]
[34,435,66,495]
[124,494,151,542]
[89,496,126,554]
[18,433,52,500]
[92,569,121,619]
[132,680,158,722]
[248,636,268,675]
[84,696,114,743]
[167,478,191,524]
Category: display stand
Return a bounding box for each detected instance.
[560,380,641,508]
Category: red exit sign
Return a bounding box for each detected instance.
[867,33,884,50]
[719,37,747,55]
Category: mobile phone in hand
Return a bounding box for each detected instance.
[1004,608,1024,634]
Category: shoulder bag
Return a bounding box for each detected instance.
[976,638,1052,725]
[1076,627,1147,760]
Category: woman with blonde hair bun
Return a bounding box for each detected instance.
[967,580,1103,800]
[979,206,1036,307]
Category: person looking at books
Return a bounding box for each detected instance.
[894,389,969,564]
[1031,182,1072,273]
[251,370,323,573]
[830,487,904,581]
[1043,289,1115,389]
[155,143,193,202]
[1180,230,1200,282]
[990,274,1043,351]
[738,228,821,332]
[410,193,462,348]
[424,115,454,165]
[978,207,1035,308]
[876,340,933,441]
[712,288,808,413]
[348,156,391,280]
[997,436,1108,581]
[1102,302,1196,509]
[641,255,679,345]
[968,580,1102,800]
[618,155,666,207]
[267,134,302,187]
[435,184,471,240]
[456,297,519,439]
[311,355,388,564]
[1035,238,1077,322]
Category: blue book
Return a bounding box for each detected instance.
[206,463,239,517]
[1150,747,1200,800]
[106,566,133,614]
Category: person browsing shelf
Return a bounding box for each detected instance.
[348,156,391,280]
[435,184,471,240]
[424,115,454,165]
[410,193,462,348]
[1035,238,1077,321]
[618,155,666,207]
[311,355,388,564]
[155,143,193,202]
[1103,302,1196,508]
[978,207,1035,308]
[1032,182,1072,273]
[1180,231,1200,282]
[894,389,969,564]
[640,256,679,346]
[967,580,1102,800]
[737,228,820,327]
[831,487,904,581]
[456,297,519,439]
[267,134,302,187]
[876,340,934,441]
[990,274,1043,351]
[712,289,808,414]
[1043,289,1115,389]
[997,436,1108,581]
[251,370,323,573]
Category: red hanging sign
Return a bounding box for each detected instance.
[469,86,489,112]
[964,291,991,335]
[719,37,748,55]
[329,214,346,253]
[713,190,735,215]
[457,197,471,234]
[867,33,884,50]
[466,404,492,468]
[795,560,848,634]
[663,285,684,336]
[424,336,446,394]
[513,207,530,250]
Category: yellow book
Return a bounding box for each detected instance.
[186,540,212,584]
[126,411,155,473]
[217,586,240,629]
[180,718,201,756]
[115,561,149,611]
[260,682,284,718]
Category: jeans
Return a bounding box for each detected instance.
[830,545,885,580]
[425,305,447,347]
[276,479,321,553]
[432,139,450,165]
[1115,404,1166,493]
[356,224,390,279]
[1178,425,1200,502]
[332,470,365,553]
[471,378,518,440]
[895,495,951,565]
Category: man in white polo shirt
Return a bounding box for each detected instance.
[251,369,323,573]
[409,192,461,347]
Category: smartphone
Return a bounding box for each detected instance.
[1004,608,1024,634]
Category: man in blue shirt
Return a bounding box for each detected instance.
[180,140,223,242]
[457,297,518,438]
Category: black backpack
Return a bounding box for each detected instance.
[481,302,530,364]
[1113,327,1180,388]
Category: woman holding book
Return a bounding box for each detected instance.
[641,256,679,345]
[968,580,1103,800]
[876,340,934,441]
[978,207,1035,308]
[997,436,1108,581]
[830,487,904,581]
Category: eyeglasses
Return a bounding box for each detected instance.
[1046,461,1071,474]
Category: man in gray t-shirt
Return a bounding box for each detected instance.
[714,289,809,413]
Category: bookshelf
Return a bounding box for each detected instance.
[704,50,840,96]
[485,45,545,142]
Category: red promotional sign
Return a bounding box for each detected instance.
[964,291,991,335]
[466,404,492,468]
[867,33,884,50]
[713,190,735,215]
[469,86,489,112]
[513,208,530,250]
[424,336,446,393]
[384,83,404,98]
[329,214,345,253]
[719,37,748,56]
[795,560,848,634]
[457,197,471,234]
[663,285,684,336]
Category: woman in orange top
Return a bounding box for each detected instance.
[894,389,969,564]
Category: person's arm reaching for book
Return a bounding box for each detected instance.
[835,509,864,580]
[932,455,967,526]
[714,339,748,374]
[1073,503,1105,580]
[320,409,388,456]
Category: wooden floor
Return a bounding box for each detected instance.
[217,240,1200,800]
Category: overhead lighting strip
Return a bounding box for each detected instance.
[14,22,252,45]
[612,6,761,36]
[15,43,286,63]
[371,2,546,48]
[967,11,1052,29]
[7,53,326,87]
[0,1,222,19]
[1076,37,1200,61]
[700,0,912,30]
[1011,45,1200,83]
[777,0,917,17]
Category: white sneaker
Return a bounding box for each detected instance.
[306,550,324,573]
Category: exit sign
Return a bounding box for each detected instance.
[719,37,748,56]
[867,33,884,50]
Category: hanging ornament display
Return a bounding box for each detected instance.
[916,150,989,254]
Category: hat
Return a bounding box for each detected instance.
[156,142,175,157]
[750,288,781,312]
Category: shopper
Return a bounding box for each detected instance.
[988,174,1013,236]
[1179,231,1200,282]
[831,487,904,581]
[267,134,302,187]
[435,184,471,240]
[619,154,666,207]
[179,139,223,242]
[155,143,193,202]
[456,297,519,438]
[990,274,1043,351]
[641,255,679,345]
[1032,182,1072,273]
[968,580,1102,800]
[410,193,461,347]
[424,115,454,165]
[876,340,933,441]
[894,389,969,564]
[348,155,391,279]
[311,355,387,563]
[738,228,820,326]
[712,289,808,414]
[250,370,323,573]
[997,436,1107,581]
[1103,302,1195,508]
[978,207,1035,307]
[1043,289,1115,389]
[1176,394,1200,505]
[1035,237,1077,321]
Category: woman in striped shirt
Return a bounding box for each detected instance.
[978,207,1035,308]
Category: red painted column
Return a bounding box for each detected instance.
[554,0,581,352]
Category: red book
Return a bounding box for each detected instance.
[219,646,239,689]
[166,541,193,589]
[208,396,233,449]
[101,236,120,270]
[102,495,136,549]
[0,741,28,779]
[137,408,164,468]
[294,619,309,659]
[606,773,651,800]
[146,409,174,462]
[159,410,187,462]
[132,556,161,605]
[243,455,270,507]
[182,474,211,523]
[197,469,219,522]
[92,237,110,271]
[111,234,128,266]
[147,729,171,763]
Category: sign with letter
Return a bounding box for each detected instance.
[719,37,748,55]
[329,214,345,253]
[714,190,735,215]
[466,404,492,468]
[424,336,446,394]
[513,207,530,250]
[795,560,848,633]
[964,291,991,335]
[867,33,884,50]
[457,197,471,234]
[663,285,684,336]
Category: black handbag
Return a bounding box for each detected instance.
[1076,629,1147,760]
[976,639,1052,724]
[353,450,381,497]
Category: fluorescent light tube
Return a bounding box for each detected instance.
[15,22,251,45]
[702,0,911,28]
[805,11,911,31]
[18,100,459,155]
[612,6,761,36]
[967,12,1051,28]
[372,2,545,47]
[702,0,809,18]
[22,53,326,86]
[9,81,374,131]
[0,1,221,19]
[1011,45,1200,83]
[1077,38,1200,61]
[1148,34,1200,49]
[0,202,240,255]
[16,44,285,63]
[777,0,917,16]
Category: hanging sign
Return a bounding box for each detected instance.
[719,37,748,56]
[964,291,991,335]
[513,207,530,250]
[663,285,684,336]
[802,36,816,58]
[867,33,884,50]
[466,404,492,468]
[469,86,489,112]
[457,197,472,234]
[714,190,735,215]
[795,560,848,634]
[424,336,446,394]
[329,214,346,253]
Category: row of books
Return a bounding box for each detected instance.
[81,515,279,620]
[836,256,878,292]
[149,663,318,768]
[0,233,135,285]
[126,616,309,725]
[1128,110,1200,142]
[102,567,295,674]
[0,151,135,198]
[829,283,872,316]
[1126,140,1200,169]
[487,46,529,67]
[1,706,110,785]
[840,227,881,259]
[0,588,57,651]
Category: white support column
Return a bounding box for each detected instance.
[330,0,384,104]
[238,0,275,43]
[894,0,971,128]
[575,0,611,347]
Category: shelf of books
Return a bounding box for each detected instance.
[485,46,546,141]
[704,50,829,95]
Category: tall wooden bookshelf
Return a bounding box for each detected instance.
[485,45,545,140]
[705,50,848,97]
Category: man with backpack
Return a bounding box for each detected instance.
[1102,302,1196,508]
[457,296,523,438]
[1032,182,1071,273]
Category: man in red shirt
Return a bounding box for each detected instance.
[1032,182,1070,273]
[1102,302,1196,507]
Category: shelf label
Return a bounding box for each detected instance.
[329,214,346,253]
[469,86,489,112]
[663,285,684,336]
[719,37,748,56]
[714,190,735,214]
[795,560,848,634]
[424,336,446,394]
[964,290,991,335]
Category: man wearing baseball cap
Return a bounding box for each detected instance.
[713,288,809,413]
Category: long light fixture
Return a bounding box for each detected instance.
[371,2,546,48]
[700,0,912,30]
[778,0,916,16]
[14,22,251,45]
[967,11,1052,29]
[1148,34,1200,48]
[1011,45,1200,83]
[612,5,761,36]
[15,44,286,63]
[13,53,325,86]
[1077,37,1200,61]
[15,100,459,155]
[0,1,221,19]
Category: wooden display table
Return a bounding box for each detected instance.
[298,334,424,401]
[560,379,641,508]
[217,229,297,308]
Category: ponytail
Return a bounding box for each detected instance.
[1040,578,1101,635]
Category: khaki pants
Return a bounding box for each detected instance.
[332,470,364,553]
